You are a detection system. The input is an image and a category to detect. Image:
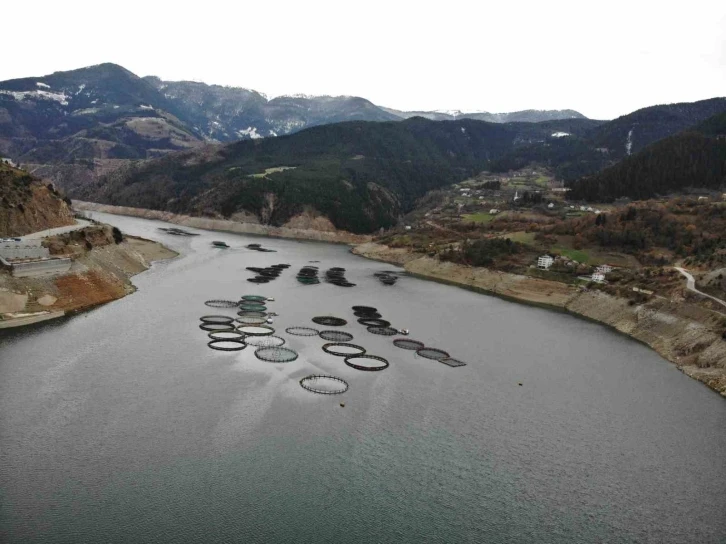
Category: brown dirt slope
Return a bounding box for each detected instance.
[0,162,74,236]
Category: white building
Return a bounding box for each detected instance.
[591,272,606,283]
[489,209,500,215]
[537,255,554,270]
[547,203,555,209]
[595,264,613,274]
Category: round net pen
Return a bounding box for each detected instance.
[352,306,377,313]
[208,330,246,341]
[393,338,425,351]
[299,375,349,395]
[241,295,267,302]
[439,357,467,368]
[358,318,391,327]
[200,322,236,332]
[236,315,268,325]
[416,347,450,360]
[319,330,354,342]
[200,315,235,324]
[245,335,286,348]
[238,310,267,318]
[354,311,382,319]
[236,325,275,336]
[286,326,320,337]
[255,346,299,363]
[322,343,367,357]
[344,354,389,372]
[312,316,347,327]
[207,339,247,351]
[367,326,398,336]
[205,299,239,308]
[240,303,267,312]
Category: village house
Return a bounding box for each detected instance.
[537,255,554,270]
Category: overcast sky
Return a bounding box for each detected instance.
[3,0,725,119]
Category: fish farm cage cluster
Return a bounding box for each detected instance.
[158,227,199,236]
[324,267,355,287]
[296,265,320,285]
[196,237,470,399]
[352,306,468,367]
[246,243,276,252]
[353,306,399,337]
[246,263,290,284]
[374,270,403,286]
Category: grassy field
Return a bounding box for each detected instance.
[552,247,590,263]
[462,212,495,223]
[504,231,536,245]
[248,166,296,179]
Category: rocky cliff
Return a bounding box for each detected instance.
[0,162,74,236]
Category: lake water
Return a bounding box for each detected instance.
[1,213,725,543]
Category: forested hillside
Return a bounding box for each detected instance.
[77,117,597,233]
[568,112,726,201]
[490,98,726,182]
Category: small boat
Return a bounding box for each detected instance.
[399,329,410,336]
[212,241,229,248]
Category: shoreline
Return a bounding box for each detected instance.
[352,242,726,398]
[72,201,371,245]
[0,234,178,330]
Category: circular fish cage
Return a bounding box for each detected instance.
[358,318,391,327]
[236,315,268,325]
[236,325,275,336]
[354,310,382,319]
[322,343,367,357]
[238,310,267,318]
[241,295,267,302]
[255,346,299,363]
[200,315,235,324]
[319,330,354,342]
[416,347,450,360]
[245,335,286,348]
[367,326,398,336]
[207,339,247,351]
[248,277,269,283]
[344,354,389,372]
[393,338,425,351]
[200,322,236,332]
[329,267,346,272]
[240,303,267,312]
[439,357,467,367]
[312,316,347,327]
[208,330,246,341]
[286,326,320,337]
[205,299,239,308]
[299,375,349,395]
[352,305,377,313]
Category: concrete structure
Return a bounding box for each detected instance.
[537,255,554,270]
[0,255,72,277]
[595,264,613,274]
[0,243,49,261]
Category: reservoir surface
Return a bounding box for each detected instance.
[1,213,725,543]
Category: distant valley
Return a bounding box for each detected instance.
[1,62,725,235]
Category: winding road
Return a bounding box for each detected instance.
[21,219,92,240]
[674,267,726,310]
